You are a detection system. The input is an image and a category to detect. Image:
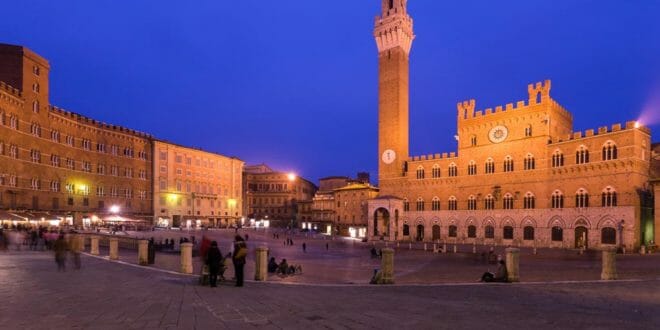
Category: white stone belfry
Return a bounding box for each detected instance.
[374,0,415,55]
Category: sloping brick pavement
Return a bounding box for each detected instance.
[1,251,659,329]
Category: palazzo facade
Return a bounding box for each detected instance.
[368,0,655,251]
[0,44,153,227]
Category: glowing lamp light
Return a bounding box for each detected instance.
[109,205,120,214]
[634,121,640,129]
[287,172,296,181]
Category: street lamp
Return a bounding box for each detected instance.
[110,205,120,214]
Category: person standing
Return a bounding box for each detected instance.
[302,242,307,253]
[232,235,247,287]
[206,241,223,287]
[53,234,68,272]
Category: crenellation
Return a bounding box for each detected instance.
[449,152,456,158]
[625,121,636,129]
[598,126,608,134]
[442,152,448,158]
[475,110,482,117]
[495,105,503,113]
[516,100,525,109]
[585,129,594,137]
[573,131,582,139]
[612,123,622,132]
[485,108,492,115]
[457,99,476,119]
[505,103,513,111]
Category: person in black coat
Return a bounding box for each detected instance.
[206,241,223,287]
[232,235,247,287]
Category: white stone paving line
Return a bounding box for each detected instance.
[81,252,660,288]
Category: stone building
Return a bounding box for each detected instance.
[243,164,317,228]
[302,174,378,237]
[152,140,243,229]
[368,0,655,251]
[0,44,153,227]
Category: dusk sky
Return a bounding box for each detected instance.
[2,1,659,183]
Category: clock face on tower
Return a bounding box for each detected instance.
[488,125,509,143]
[382,149,396,164]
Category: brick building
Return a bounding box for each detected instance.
[368,1,655,251]
[243,164,317,228]
[0,44,153,227]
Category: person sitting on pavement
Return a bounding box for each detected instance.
[278,258,289,276]
[480,260,508,283]
[268,257,278,273]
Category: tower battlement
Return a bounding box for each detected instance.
[549,121,649,144]
[457,80,571,122]
[374,0,414,55]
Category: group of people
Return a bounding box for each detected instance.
[200,235,248,287]
[267,257,302,276]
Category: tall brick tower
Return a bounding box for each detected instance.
[374,0,414,186]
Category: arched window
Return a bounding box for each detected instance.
[551,226,563,242]
[448,163,458,177]
[467,160,477,175]
[485,158,495,174]
[403,224,410,236]
[484,194,495,210]
[523,226,534,240]
[416,166,425,180]
[601,227,616,244]
[431,197,440,211]
[448,225,457,237]
[503,193,514,209]
[576,145,589,164]
[416,197,424,211]
[484,225,495,239]
[523,192,535,209]
[552,149,564,168]
[524,153,535,170]
[470,135,477,146]
[467,195,477,210]
[551,190,564,209]
[403,198,410,211]
[602,141,618,161]
[448,196,457,211]
[432,164,440,178]
[467,225,477,238]
[503,156,514,172]
[524,124,532,137]
[575,188,589,208]
[32,100,39,113]
[601,186,617,207]
[503,226,514,239]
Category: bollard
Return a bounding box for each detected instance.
[379,248,395,284]
[409,242,412,250]
[601,247,618,280]
[138,240,149,266]
[397,242,400,248]
[90,236,99,255]
[443,243,447,253]
[505,247,520,282]
[109,237,119,260]
[472,243,476,254]
[640,245,646,255]
[453,245,457,253]
[255,246,268,281]
[424,243,427,251]
[180,242,193,274]
[433,243,437,253]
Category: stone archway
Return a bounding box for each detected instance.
[432,225,440,241]
[416,224,424,241]
[575,226,588,248]
[373,208,390,238]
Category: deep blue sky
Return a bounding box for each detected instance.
[2,1,659,183]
